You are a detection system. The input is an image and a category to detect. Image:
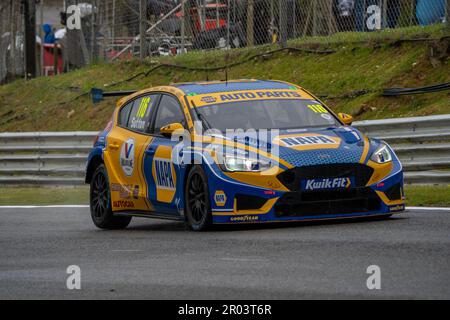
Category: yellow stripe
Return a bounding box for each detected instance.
[359,135,370,163]
[366,160,394,186]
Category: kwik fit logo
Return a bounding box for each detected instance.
[302,177,353,191]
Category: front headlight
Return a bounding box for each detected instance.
[370,143,393,164]
[221,156,272,172]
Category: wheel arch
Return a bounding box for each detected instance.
[85,155,104,184]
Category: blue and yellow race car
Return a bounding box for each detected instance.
[85,80,405,231]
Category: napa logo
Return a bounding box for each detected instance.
[274,134,341,151]
[120,138,135,176]
[214,190,227,207]
[302,177,353,191]
[154,158,175,190]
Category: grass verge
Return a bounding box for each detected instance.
[0,186,89,206]
[404,185,450,207]
[0,185,448,207]
[0,25,449,132]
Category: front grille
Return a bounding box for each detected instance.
[235,194,267,211]
[275,188,380,217]
[277,164,374,191]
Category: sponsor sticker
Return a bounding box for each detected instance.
[281,135,335,146]
[154,158,175,190]
[201,96,217,104]
[132,185,139,199]
[389,204,405,212]
[274,133,341,150]
[111,183,139,199]
[307,104,328,113]
[214,190,227,207]
[220,91,301,102]
[130,97,152,130]
[120,138,135,176]
[113,200,135,208]
[230,215,259,222]
[301,177,354,191]
[192,90,305,106]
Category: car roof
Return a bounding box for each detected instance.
[172,79,299,95]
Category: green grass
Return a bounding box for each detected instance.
[0,186,89,205]
[0,185,448,207]
[0,25,449,132]
[405,185,450,207]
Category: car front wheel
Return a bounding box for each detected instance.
[185,166,212,231]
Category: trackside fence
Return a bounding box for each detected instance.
[0,114,449,185]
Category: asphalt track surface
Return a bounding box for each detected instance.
[0,206,449,300]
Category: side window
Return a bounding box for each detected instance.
[127,94,158,133]
[118,102,132,127]
[153,95,185,134]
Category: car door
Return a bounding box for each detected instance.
[104,93,160,213]
[143,94,188,215]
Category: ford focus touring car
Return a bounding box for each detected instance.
[85,80,405,231]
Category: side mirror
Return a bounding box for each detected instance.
[159,122,184,137]
[338,113,354,125]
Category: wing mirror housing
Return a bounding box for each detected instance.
[159,122,184,137]
[338,113,354,125]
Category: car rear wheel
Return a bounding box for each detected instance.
[185,166,212,231]
[90,164,131,230]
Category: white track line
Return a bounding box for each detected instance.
[407,206,450,211]
[0,205,89,209]
[0,205,449,211]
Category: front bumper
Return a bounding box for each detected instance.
[206,160,405,224]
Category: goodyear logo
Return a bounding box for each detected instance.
[389,204,405,212]
[214,190,227,207]
[230,215,259,222]
[302,177,353,191]
[154,159,175,190]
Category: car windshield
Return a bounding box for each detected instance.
[195,99,340,131]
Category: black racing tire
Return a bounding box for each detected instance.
[185,166,212,231]
[90,164,132,230]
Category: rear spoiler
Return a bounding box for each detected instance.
[90,88,137,103]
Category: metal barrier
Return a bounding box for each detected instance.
[355,114,450,185]
[0,114,449,185]
[0,132,97,185]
